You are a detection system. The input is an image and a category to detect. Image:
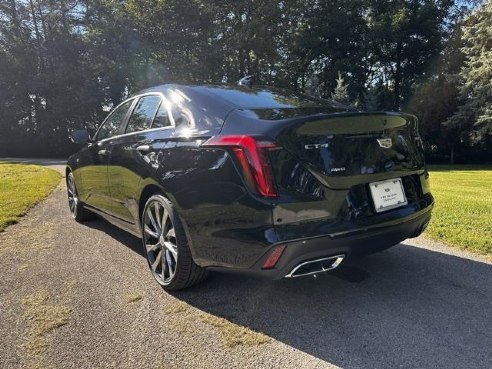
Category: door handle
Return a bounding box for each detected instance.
[98,149,109,156]
[136,145,151,153]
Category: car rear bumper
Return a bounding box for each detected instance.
[232,202,433,280]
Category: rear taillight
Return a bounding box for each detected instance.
[202,135,278,198]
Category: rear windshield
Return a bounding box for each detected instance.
[204,86,344,110]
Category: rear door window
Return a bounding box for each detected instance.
[125,95,161,133]
[96,100,133,141]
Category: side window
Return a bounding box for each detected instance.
[125,95,161,133]
[96,100,133,141]
[152,100,171,128]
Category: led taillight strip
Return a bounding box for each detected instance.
[202,135,278,198]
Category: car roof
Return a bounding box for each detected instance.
[137,84,347,113]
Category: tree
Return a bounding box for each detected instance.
[405,28,466,163]
[0,0,133,156]
[331,71,350,105]
[447,0,492,146]
[0,0,483,159]
[279,0,369,99]
[367,0,454,110]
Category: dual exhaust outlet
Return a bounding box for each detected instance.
[285,254,345,278]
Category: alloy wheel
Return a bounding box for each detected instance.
[67,172,78,217]
[143,199,178,285]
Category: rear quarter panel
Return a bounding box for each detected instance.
[141,141,276,268]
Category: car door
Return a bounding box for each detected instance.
[108,94,174,223]
[79,99,135,213]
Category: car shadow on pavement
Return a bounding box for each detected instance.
[83,218,144,257]
[175,244,492,369]
[83,217,492,369]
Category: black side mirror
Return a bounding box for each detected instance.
[70,129,91,144]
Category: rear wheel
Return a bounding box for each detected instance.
[66,171,93,222]
[142,194,207,291]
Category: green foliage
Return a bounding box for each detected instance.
[0,0,114,156]
[0,0,484,158]
[367,0,454,110]
[446,1,492,144]
[405,29,466,162]
[402,2,492,163]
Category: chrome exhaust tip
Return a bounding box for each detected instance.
[285,255,345,278]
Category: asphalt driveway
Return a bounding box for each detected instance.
[0,163,491,368]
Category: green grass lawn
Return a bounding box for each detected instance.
[425,165,492,255]
[0,163,61,232]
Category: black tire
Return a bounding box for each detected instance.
[141,194,207,291]
[66,171,94,222]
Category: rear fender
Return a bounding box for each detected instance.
[136,176,203,261]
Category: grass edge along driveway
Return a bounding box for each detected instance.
[425,165,492,256]
[0,163,61,232]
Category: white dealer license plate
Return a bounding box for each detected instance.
[369,178,408,213]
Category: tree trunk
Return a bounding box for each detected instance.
[36,0,49,41]
[29,0,44,71]
[450,145,455,164]
[393,41,402,111]
[8,0,21,37]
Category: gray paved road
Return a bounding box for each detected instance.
[0,157,66,169]
[0,163,491,368]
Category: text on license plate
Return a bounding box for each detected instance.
[369,178,408,213]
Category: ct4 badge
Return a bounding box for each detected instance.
[304,143,329,149]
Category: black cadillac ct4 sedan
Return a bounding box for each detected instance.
[67,84,433,290]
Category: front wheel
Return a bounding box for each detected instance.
[141,194,207,291]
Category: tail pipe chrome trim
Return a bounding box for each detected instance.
[285,255,345,278]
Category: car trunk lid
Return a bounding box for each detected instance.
[273,112,425,189]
